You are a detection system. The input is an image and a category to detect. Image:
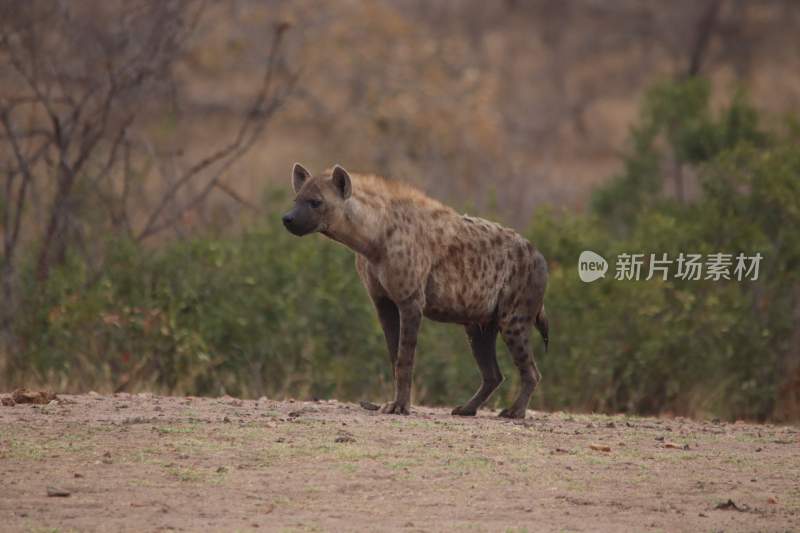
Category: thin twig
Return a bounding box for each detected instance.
[136,23,295,241]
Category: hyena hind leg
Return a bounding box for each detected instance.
[452,323,503,416]
[498,322,541,419]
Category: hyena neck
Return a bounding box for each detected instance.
[323,197,385,262]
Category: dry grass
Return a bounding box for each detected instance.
[1,393,798,531]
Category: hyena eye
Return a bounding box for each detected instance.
[309,199,322,209]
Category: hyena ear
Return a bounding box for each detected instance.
[331,164,352,199]
[292,163,311,193]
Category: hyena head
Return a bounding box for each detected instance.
[282,163,352,237]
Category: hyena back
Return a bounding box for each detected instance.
[283,163,548,419]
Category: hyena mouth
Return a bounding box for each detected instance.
[284,223,315,237]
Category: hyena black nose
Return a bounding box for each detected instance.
[282,213,294,227]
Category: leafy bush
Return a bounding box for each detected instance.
[4,79,800,421]
[535,79,799,421]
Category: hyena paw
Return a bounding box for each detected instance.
[380,401,410,415]
[451,405,477,416]
[498,407,527,419]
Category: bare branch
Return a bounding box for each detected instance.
[213,181,262,213]
[136,23,295,241]
[1,110,35,257]
[685,0,723,78]
[0,1,297,306]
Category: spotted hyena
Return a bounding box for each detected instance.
[282,164,548,419]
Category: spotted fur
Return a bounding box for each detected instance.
[283,164,549,419]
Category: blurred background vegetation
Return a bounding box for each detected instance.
[1,1,799,421]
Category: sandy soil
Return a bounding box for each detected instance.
[1,393,798,532]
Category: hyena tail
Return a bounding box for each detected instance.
[535,305,549,352]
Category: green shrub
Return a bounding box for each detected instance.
[4,79,800,421]
[534,79,799,421]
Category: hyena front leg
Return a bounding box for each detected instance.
[498,320,541,419]
[381,298,422,415]
[452,323,502,416]
[373,297,399,368]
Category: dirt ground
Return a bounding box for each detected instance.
[1,393,798,532]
